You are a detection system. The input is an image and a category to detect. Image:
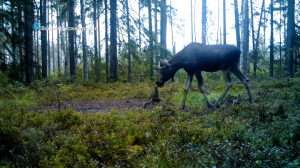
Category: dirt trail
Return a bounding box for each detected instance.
[41,99,164,114]
[39,95,242,113]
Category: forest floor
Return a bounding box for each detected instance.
[39,94,242,114]
[2,76,300,167]
[39,98,175,114]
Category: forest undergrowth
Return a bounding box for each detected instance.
[1,73,300,167]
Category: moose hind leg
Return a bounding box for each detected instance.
[216,69,233,107]
[231,67,254,103]
[181,73,193,109]
[195,72,214,108]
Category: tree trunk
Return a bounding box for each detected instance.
[193,0,196,42]
[65,20,68,78]
[126,0,131,82]
[263,0,266,59]
[105,0,109,81]
[18,3,23,80]
[98,6,101,80]
[37,5,39,72]
[110,0,118,80]
[93,0,99,82]
[223,0,226,44]
[155,0,158,66]
[74,25,77,68]
[139,0,141,52]
[47,0,50,76]
[286,0,295,77]
[217,0,219,44]
[57,2,60,75]
[269,0,274,77]
[24,1,34,84]
[160,0,167,60]
[240,0,243,60]
[284,1,287,63]
[69,0,75,77]
[250,0,255,51]
[51,0,55,74]
[148,0,154,80]
[11,1,16,64]
[170,0,175,54]
[253,0,264,76]
[279,0,282,75]
[191,0,193,42]
[242,0,249,73]
[81,0,88,81]
[42,0,47,78]
[202,0,206,44]
[60,18,65,77]
[250,0,254,75]
[234,0,240,49]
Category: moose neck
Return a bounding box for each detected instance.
[167,52,185,71]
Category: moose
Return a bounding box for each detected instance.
[154,42,254,109]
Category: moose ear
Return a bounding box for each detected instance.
[160,59,170,66]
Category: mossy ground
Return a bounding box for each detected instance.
[0,75,300,167]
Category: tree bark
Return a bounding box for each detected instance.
[170,0,175,54]
[160,0,167,59]
[250,0,255,51]
[93,0,99,82]
[148,0,154,80]
[269,0,274,77]
[191,0,193,42]
[234,0,240,49]
[110,0,118,80]
[65,20,68,78]
[253,0,264,76]
[223,0,226,44]
[69,0,75,77]
[11,1,16,64]
[81,0,88,81]
[98,5,101,80]
[286,0,295,77]
[139,0,141,52]
[18,2,23,80]
[42,0,47,78]
[155,0,158,66]
[217,0,219,44]
[105,0,109,81]
[202,0,206,44]
[51,0,55,73]
[279,0,282,75]
[126,0,131,82]
[24,0,34,83]
[47,0,50,76]
[242,0,249,73]
[57,2,60,75]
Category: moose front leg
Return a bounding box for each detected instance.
[216,69,233,107]
[181,73,193,109]
[195,72,214,109]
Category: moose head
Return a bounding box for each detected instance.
[154,59,176,87]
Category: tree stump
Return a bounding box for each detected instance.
[143,86,161,108]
